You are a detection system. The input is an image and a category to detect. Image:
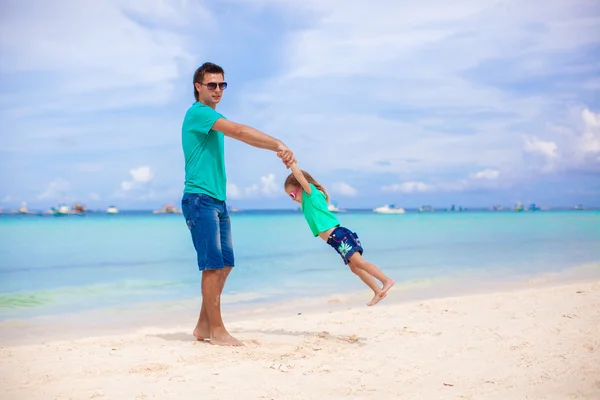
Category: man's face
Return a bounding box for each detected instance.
[195,73,226,107]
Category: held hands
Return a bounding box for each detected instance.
[276,144,296,168]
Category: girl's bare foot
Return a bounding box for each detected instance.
[367,291,387,306]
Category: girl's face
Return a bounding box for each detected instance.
[285,186,302,204]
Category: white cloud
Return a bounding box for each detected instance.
[259,173,279,196]
[580,108,600,156]
[0,0,200,113]
[522,107,600,173]
[1,0,598,208]
[523,137,558,160]
[129,166,153,183]
[382,182,433,194]
[470,169,500,180]
[37,179,70,200]
[227,173,282,199]
[226,183,242,200]
[118,166,154,194]
[382,168,509,194]
[233,0,599,180]
[227,183,260,200]
[331,182,358,197]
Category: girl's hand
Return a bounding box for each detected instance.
[277,147,296,167]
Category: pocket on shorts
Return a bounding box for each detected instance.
[181,196,192,221]
[351,231,361,247]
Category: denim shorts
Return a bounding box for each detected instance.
[326,226,363,265]
[181,193,234,271]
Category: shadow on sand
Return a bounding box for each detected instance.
[149,329,366,346]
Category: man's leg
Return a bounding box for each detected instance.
[184,194,239,344]
[193,301,209,340]
[203,267,242,346]
[182,194,210,341]
[193,266,232,341]
[204,205,241,346]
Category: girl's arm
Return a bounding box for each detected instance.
[289,162,312,195]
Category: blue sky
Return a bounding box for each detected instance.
[1,0,599,211]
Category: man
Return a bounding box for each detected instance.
[181,62,294,346]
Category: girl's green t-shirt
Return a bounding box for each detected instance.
[301,183,340,236]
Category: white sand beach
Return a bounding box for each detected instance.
[2,277,600,400]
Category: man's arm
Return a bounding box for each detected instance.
[213,118,295,164]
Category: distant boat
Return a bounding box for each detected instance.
[328,201,345,213]
[373,204,405,214]
[71,203,86,215]
[17,202,31,214]
[447,204,463,212]
[153,203,181,214]
[514,202,524,212]
[52,204,69,216]
[418,205,433,213]
[573,205,585,210]
[107,206,119,214]
[492,204,503,211]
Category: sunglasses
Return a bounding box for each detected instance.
[289,187,301,199]
[199,81,228,90]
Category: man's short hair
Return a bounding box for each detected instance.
[193,62,225,101]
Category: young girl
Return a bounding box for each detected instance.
[283,162,395,306]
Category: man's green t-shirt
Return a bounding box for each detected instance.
[301,183,340,236]
[181,102,227,201]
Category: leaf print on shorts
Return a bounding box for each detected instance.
[338,241,353,257]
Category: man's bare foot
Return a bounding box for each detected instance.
[193,323,210,341]
[367,291,387,306]
[210,333,244,347]
[381,278,395,295]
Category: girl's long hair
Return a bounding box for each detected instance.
[284,170,330,203]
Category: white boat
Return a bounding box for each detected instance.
[373,204,405,214]
[52,204,69,216]
[328,202,345,213]
[17,202,30,214]
[107,206,119,214]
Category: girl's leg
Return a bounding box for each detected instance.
[348,258,393,306]
[348,253,395,295]
[348,262,381,295]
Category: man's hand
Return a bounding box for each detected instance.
[276,144,295,168]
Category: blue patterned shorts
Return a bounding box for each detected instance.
[326,226,363,265]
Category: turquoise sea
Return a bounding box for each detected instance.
[0,210,599,322]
